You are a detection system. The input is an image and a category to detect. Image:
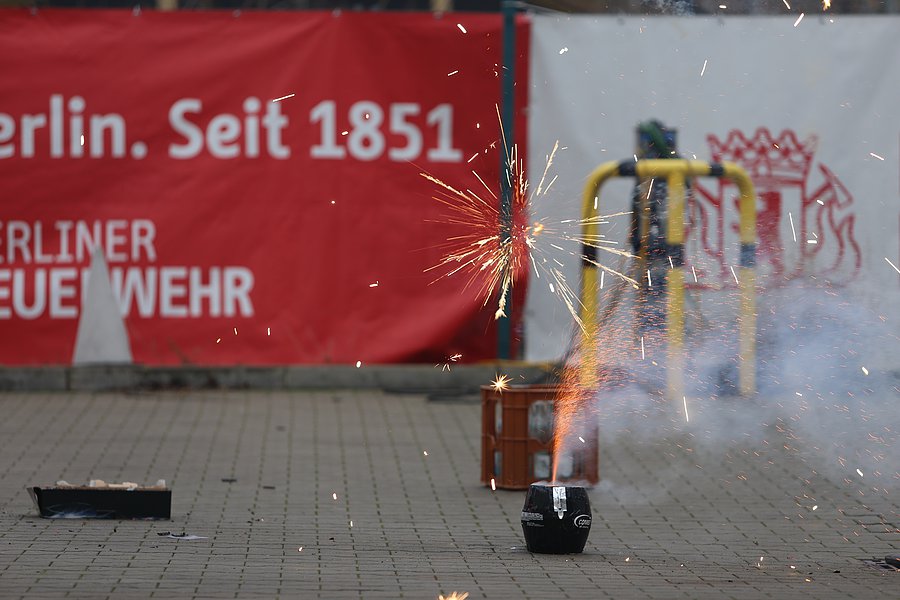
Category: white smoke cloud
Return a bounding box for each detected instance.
[558,280,899,503]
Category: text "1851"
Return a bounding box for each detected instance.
[310,100,462,163]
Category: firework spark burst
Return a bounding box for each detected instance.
[491,373,511,393]
[422,125,635,330]
[435,353,463,372]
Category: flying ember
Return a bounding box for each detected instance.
[491,374,511,393]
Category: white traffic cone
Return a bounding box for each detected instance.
[72,247,133,365]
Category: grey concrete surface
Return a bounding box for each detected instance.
[0,389,896,599]
[0,364,553,394]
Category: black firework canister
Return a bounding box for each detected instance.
[520,483,592,554]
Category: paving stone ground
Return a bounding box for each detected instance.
[0,388,896,599]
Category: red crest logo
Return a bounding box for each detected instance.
[687,128,861,287]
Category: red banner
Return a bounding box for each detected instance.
[0,9,529,365]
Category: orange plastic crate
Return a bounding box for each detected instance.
[481,384,599,490]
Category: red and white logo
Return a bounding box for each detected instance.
[687,128,861,287]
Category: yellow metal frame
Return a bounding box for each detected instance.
[579,160,757,398]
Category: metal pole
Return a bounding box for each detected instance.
[580,159,757,397]
[497,0,517,360]
[665,171,686,401]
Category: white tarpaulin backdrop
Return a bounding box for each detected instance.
[525,15,900,365]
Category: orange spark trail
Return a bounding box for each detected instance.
[550,333,600,481]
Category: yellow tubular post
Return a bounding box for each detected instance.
[578,162,621,387]
[579,159,757,397]
[723,162,757,245]
[722,162,758,395]
[666,268,685,400]
[635,159,714,182]
[738,269,756,395]
[665,171,686,245]
[665,171,686,401]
